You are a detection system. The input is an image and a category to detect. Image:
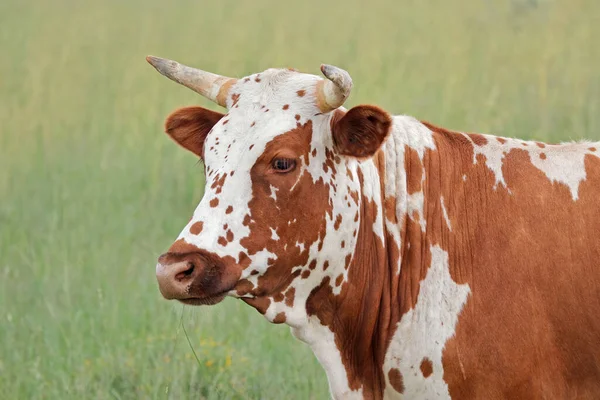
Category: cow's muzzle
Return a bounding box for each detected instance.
[156,250,239,305]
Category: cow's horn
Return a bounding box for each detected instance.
[146,56,237,108]
[316,64,353,112]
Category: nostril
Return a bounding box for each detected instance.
[175,261,195,281]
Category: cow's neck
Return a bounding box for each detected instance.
[295,116,439,399]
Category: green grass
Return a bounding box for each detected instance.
[0,0,598,398]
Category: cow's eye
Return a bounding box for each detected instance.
[271,158,296,173]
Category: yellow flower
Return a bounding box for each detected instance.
[205,360,214,367]
[225,355,232,368]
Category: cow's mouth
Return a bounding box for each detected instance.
[178,290,229,306]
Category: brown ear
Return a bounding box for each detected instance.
[164,106,225,158]
[332,105,392,158]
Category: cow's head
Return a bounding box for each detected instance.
[150,56,391,324]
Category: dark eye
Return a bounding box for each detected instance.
[271,158,296,173]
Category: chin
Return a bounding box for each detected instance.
[178,293,227,306]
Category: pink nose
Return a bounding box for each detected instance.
[156,253,203,300]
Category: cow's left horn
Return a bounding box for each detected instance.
[316,64,353,112]
[146,56,237,108]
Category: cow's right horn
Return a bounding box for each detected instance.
[146,56,237,108]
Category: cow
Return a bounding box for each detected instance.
[147,55,600,399]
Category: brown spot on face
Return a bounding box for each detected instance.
[296,89,305,97]
[301,270,311,279]
[189,221,204,235]
[250,121,256,127]
[226,230,234,242]
[323,260,329,270]
[590,147,597,152]
[536,142,546,148]
[273,292,284,302]
[243,215,251,226]
[231,93,240,107]
[420,358,433,378]
[273,312,286,324]
[226,206,233,214]
[282,104,289,110]
[284,287,295,307]
[540,152,547,160]
[335,274,344,286]
[341,240,345,248]
[209,198,219,207]
[255,75,261,83]
[295,114,301,121]
[222,119,229,125]
[249,144,254,150]
[308,260,317,270]
[388,368,405,393]
[217,236,227,247]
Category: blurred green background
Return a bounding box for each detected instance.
[0,0,598,398]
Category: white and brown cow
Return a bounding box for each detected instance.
[147,56,600,399]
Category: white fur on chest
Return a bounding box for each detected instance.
[383,245,470,399]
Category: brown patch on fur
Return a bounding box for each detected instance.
[334,214,343,230]
[210,198,219,207]
[231,93,240,107]
[470,134,488,146]
[388,368,405,394]
[420,358,433,378]
[283,104,289,110]
[189,221,204,235]
[296,89,306,97]
[284,287,295,307]
[406,146,423,195]
[540,152,547,160]
[273,312,286,324]
[226,206,233,214]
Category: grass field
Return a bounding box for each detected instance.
[0,0,598,398]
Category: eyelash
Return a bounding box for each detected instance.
[271,158,296,173]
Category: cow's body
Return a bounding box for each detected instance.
[147,57,600,399]
[313,117,600,398]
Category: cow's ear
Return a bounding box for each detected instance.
[164,106,225,158]
[332,105,392,158]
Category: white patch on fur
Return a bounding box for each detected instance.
[269,184,278,201]
[270,227,279,241]
[383,245,470,399]
[440,196,451,231]
[291,317,364,400]
[466,134,597,200]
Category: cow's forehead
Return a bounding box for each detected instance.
[225,68,323,110]
[203,68,330,168]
